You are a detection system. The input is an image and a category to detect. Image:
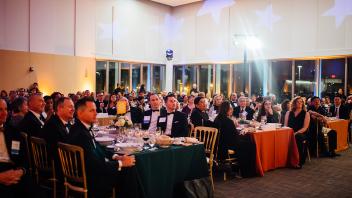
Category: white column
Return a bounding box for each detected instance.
[165,60,173,92]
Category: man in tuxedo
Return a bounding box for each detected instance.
[20,93,46,137]
[229,93,238,109]
[233,96,255,120]
[0,99,41,197]
[157,94,189,137]
[66,97,139,198]
[40,97,75,182]
[190,96,213,127]
[329,94,349,120]
[94,92,107,113]
[308,96,339,157]
[142,94,161,131]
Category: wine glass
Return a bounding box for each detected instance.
[142,132,150,150]
[261,116,267,126]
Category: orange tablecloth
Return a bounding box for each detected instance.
[327,119,349,152]
[250,128,299,176]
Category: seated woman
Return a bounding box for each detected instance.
[214,101,257,177]
[182,95,195,116]
[9,97,28,128]
[280,99,291,125]
[107,94,117,115]
[213,101,238,161]
[256,99,280,123]
[284,96,310,168]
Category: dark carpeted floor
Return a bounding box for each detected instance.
[214,146,352,198]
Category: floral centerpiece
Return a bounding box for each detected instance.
[114,116,133,128]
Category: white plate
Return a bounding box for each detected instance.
[95,137,114,142]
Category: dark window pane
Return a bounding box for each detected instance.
[295,60,316,97]
[96,61,107,93]
[271,60,292,102]
[321,58,345,97]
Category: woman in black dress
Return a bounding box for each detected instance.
[284,96,310,168]
[280,99,291,125]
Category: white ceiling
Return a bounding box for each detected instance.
[150,0,202,7]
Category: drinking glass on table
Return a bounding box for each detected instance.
[142,131,150,150]
[260,116,267,125]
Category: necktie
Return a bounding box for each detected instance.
[335,107,339,118]
[88,127,97,148]
[152,110,160,112]
[65,123,71,133]
[240,108,244,113]
[39,114,46,122]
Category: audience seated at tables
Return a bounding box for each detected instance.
[307,96,339,158]
[329,94,350,120]
[20,93,46,137]
[256,99,280,123]
[280,99,291,125]
[107,94,117,115]
[157,94,189,137]
[8,97,28,128]
[285,96,310,168]
[142,94,162,131]
[208,95,223,117]
[190,96,214,127]
[95,92,108,113]
[66,97,139,198]
[233,96,255,120]
[0,99,42,198]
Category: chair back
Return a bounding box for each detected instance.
[30,136,53,171]
[192,127,218,160]
[20,132,33,175]
[57,142,87,195]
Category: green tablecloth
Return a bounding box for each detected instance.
[134,144,209,198]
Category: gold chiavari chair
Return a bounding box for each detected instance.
[20,132,33,176]
[57,142,88,198]
[191,126,218,190]
[30,136,57,198]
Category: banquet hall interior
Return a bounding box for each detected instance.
[0,0,352,197]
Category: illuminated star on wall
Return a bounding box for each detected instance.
[255,4,281,32]
[323,0,352,28]
[197,0,236,24]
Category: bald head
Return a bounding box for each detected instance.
[0,99,8,125]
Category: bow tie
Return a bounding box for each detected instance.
[152,109,160,112]
[167,112,175,115]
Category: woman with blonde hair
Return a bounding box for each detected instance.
[284,96,310,168]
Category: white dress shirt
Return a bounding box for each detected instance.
[0,125,10,163]
[29,110,45,126]
[148,111,160,132]
[164,113,174,136]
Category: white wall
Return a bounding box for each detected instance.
[172,0,352,64]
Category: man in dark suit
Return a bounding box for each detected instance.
[329,94,349,120]
[94,92,107,113]
[0,99,41,197]
[308,96,339,157]
[229,93,238,109]
[142,94,161,131]
[20,93,46,137]
[233,96,255,120]
[157,94,189,137]
[190,96,213,127]
[66,97,139,198]
[40,97,75,182]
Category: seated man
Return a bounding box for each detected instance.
[308,96,339,157]
[94,92,107,113]
[40,97,75,182]
[0,99,40,197]
[190,96,214,127]
[329,94,350,120]
[157,94,189,137]
[20,93,46,137]
[66,97,139,198]
[233,96,255,120]
[142,94,162,131]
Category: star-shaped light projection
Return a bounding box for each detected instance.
[323,0,352,28]
[255,4,281,31]
[205,41,229,61]
[197,0,236,24]
[156,14,184,46]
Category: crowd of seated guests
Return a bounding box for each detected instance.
[0,82,351,197]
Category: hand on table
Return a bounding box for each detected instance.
[114,155,136,167]
[0,169,24,186]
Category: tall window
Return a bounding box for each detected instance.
[215,64,230,97]
[108,62,118,94]
[348,57,352,96]
[199,65,213,96]
[120,63,130,92]
[153,65,166,93]
[321,59,345,97]
[233,64,247,94]
[142,64,151,91]
[295,60,316,97]
[251,61,264,96]
[271,60,292,102]
[184,65,197,94]
[131,64,141,91]
[173,66,183,93]
[96,61,107,93]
